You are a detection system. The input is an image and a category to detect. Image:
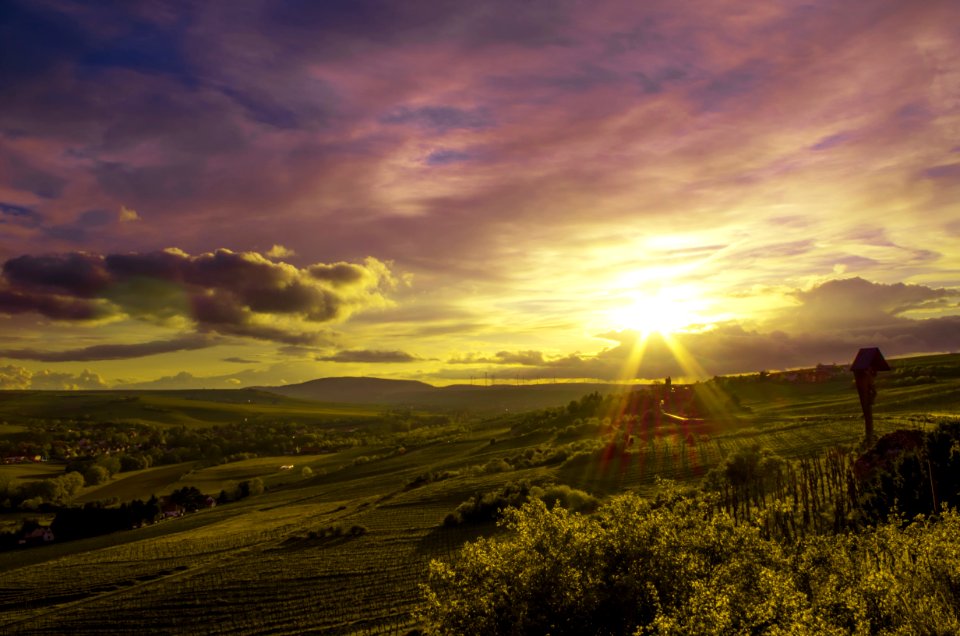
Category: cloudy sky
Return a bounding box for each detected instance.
[1,0,959,390]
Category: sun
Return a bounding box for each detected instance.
[606,286,707,335]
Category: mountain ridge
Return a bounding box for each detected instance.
[256,376,629,411]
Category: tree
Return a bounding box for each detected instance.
[169,486,206,511]
[83,465,110,486]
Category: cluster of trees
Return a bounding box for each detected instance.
[0,471,85,510]
[425,487,960,635]
[443,480,598,527]
[50,498,164,541]
[1,477,270,551]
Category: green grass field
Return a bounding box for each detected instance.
[0,353,957,634]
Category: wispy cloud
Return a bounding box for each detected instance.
[317,349,421,363]
[0,334,214,362]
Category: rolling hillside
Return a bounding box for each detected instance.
[0,353,957,633]
[260,376,631,412]
[0,389,381,428]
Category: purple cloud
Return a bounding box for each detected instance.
[0,248,395,347]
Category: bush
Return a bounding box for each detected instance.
[444,481,534,526]
[443,482,596,527]
[83,465,111,486]
[309,523,368,539]
[405,470,459,490]
[424,490,960,635]
[529,484,599,514]
[236,477,264,499]
[467,458,513,476]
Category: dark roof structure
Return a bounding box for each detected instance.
[850,347,891,372]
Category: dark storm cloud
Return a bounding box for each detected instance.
[0,248,394,346]
[789,277,952,330]
[0,334,214,362]
[0,288,104,321]
[3,252,111,297]
[317,349,420,363]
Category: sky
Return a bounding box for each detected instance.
[1,0,959,390]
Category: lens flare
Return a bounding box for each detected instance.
[606,286,709,335]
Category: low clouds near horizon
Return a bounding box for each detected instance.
[0,248,397,347]
[2,274,959,389]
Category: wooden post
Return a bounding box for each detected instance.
[850,348,890,445]
[853,368,877,442]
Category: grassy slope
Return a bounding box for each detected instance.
[0,389,381,428]
[0,354,957,633]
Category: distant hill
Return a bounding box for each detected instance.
[258,377,628,412]
[256,377,436,404]
[0,388,382,428]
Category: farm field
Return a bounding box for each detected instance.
[0,389,383,428]
[65,454,353,505]
[0,353,957,633]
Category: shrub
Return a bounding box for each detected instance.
[529,484,599,514]
[424,491,960,635]
[83,465,111,486]
[444,481,534,526]
[310,523,368,539]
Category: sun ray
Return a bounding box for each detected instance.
[659,332,735,421]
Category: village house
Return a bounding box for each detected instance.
[160,502,184,519]
[18,527,55,545]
